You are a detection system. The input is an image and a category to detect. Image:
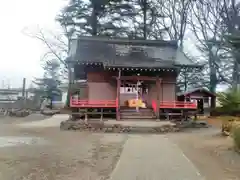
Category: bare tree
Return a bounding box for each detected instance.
[23,26,73,80]
[153,0,193,49]
[188,0,235,94]
[129,0,159,40]
[150,0,203,90]
[189,0,240,91]
[220,0,240,87]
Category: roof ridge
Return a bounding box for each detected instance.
[77,36,178,47]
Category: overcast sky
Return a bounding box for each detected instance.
[0,0,66,88]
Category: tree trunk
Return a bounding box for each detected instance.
[183,69,187,91]
[91,3,98,36]
[143,0,147,39]
[209,69,217,93]
[209,62,217,109]
[50,99,53,110]
[209,73,217,109]
[66,90,70,108]
[208,49,217,92]
[236,63,240,90]
[232,55,240,89]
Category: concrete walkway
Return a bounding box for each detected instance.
[109,135,204,180]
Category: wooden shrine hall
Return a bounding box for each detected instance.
[67,36,202,120]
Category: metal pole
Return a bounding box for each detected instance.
[117,69,121,120]
[136,81,139,112]
[22,78,26,98]
[22,78,26,109]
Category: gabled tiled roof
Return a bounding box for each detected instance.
[69,36,201,68]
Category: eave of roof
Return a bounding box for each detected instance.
[177,88,216,97]
[72,61,178,72]
[174,64,204,68]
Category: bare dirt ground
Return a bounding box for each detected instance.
[0,116,240,180]
[0,114,49,124]
[168,128,240,180]
[0,116,127,180]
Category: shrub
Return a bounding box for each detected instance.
[232,125,240,151]
[211,107,226,116]
[217,89,240,116]
[222,119,234,135]
[221,116,240,135]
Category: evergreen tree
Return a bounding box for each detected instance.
[34,60,62,109]
[57,0,135,37]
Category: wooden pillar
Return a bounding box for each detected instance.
[156,78,161,120]
[100,108,103,122]
[116,70,121,120]
[68,62,75,108]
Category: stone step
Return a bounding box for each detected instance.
[120,112,154,116]
[120,108,155,117]
[121,119,157,121]
[120,115,156,119]
[120,108,153,113]
[120,111,154,115]
[121,111,154,114]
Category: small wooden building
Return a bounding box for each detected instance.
[177,88,216,115]
[67,36,202,120]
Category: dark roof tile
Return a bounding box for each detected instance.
[70,36,200,68]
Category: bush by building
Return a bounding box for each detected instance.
[232,125,240,152]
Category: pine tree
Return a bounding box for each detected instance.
[57,0,135,37]
[34,60,62,109]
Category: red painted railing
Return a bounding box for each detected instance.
[70,97,117,108]
[160,101,197,109]
[70,97,197,109]
[150,100,197,109]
